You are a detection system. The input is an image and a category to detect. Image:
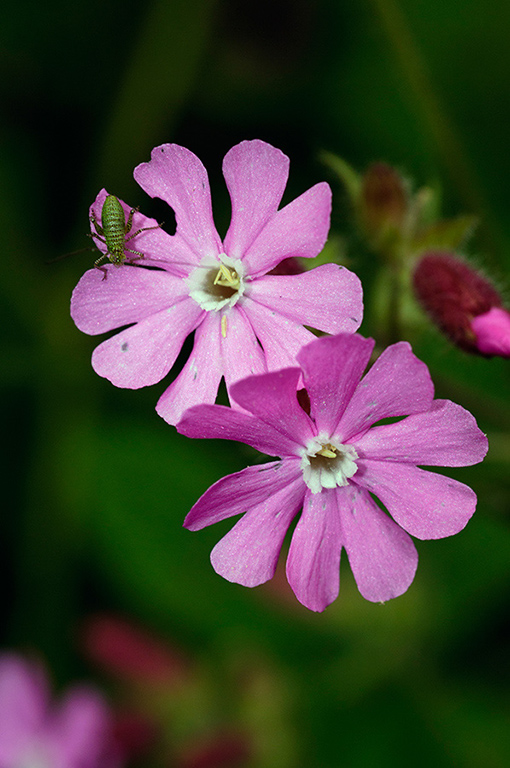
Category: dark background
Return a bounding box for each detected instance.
[2,0,510,765]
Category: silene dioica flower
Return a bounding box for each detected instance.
[177,333,488,612]
[0,653,118,768]
[71,140,363,425]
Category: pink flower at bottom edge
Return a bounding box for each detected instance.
[0,653,119,768]
[176,333,488,612]
[70,140,363,426]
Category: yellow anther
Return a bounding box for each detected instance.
[316,444,337,459]
[221,314,228,338]
[213,264,240,288]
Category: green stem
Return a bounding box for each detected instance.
[368,0,501,255]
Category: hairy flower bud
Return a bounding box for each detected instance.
[413,251,510,357]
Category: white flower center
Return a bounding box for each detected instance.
[301,436,358,494]
[185,253,246,311]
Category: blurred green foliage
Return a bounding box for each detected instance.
[1,0,510,765]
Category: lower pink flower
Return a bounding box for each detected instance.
[177,333,488,612]
[0,653,119,768]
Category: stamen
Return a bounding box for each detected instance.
[186,254,245,312]
[213,264,240,289]
[221,314,228,338]
[301,437,359,493]
[316,444,337,458]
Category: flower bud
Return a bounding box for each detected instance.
[113,712,158,761]
[176,731,251,768]
[82,613,188,686]
[359,163,408,247]
[413,251,510,357]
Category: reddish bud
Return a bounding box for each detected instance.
[113,711,159,760]
[176,732,251,768]
[413,251,510,357]
[82,613,188,686]
[359,163,408,243]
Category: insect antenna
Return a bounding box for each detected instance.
[46,246,100,265]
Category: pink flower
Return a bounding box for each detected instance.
[0,653,118,768]
[70,140,363,425]
[470,306,510,356]
[177,333,488,612]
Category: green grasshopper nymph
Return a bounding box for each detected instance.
[90,194,162,279]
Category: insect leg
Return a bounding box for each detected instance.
[124,207,139,235]
[124,247,146,264]
[94,252,109,280]
[125,222,163,242]
[90,213,105,238]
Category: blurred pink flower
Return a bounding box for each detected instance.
[0,653,118,768]
[71,140,362,425]
[177,333,488,612]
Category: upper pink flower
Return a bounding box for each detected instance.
[0,653,118,768]
[71,140,363,425]
[176,333,488,612]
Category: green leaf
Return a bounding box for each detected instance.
[319,151,361,205]
[411,214,478,255]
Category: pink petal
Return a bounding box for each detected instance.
[134,144,223,262]
[241,298,316,371]
[220,306,267,392]
[184,459,303,530]
[339,485,418,602]
[297,334,375,435]
[135,230,211,276]
[355,399,488,466]
[156,312,223,425]
[286,488,343,612]
[50,688,114,768]
[0,655,48,762]
[177,404,310,457]
[230,367,316,448]
[246,263,363,334]
[89,189,191,276]
[91,299,204,388]
[71,266,190,335]
[242,182,332,277]
[471,306,510,357]
[222,140,290,260]
[353,459,477,539]
[210,473,305,587]
[337,341,435,442]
